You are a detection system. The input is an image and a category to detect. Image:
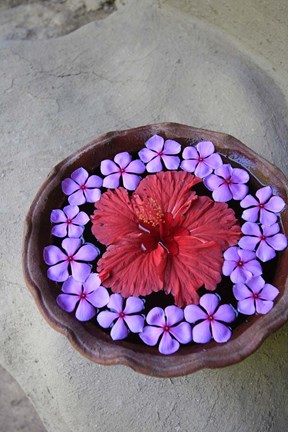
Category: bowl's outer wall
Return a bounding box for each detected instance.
[23,123,288,377]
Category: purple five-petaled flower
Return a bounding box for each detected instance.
[97,294,145,340]
[239,222,287,262]
[139,306,192,355]
[204,164,249,202]
[184,294,236,344]
[62,167,102,205]
[57,273,109,321]
[222,246,262,284]
[138,135,181,173]
[50,205,89,238]
[43,238,99,282]
[233,276,279,315]
[180,141,223,178]
[240,186,285,226]
[100,152,145,191]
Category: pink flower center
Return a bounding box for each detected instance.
[80,293,86,299]
[259,203,265,209]
[119,168,126,174]
[260,235,266,241]
[80,184,86,190]
[163,325,170,332]
[67,255,74,262]
[118,311,125,318]
[225,178,232,185]
[198,157,204,162]
[238,260,243,267]
[252,292,259,299]
[207,314,214,321]
[157,151,163,157]
[67,219,72,224]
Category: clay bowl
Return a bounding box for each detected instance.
[23,123,288,377]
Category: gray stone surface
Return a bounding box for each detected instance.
[0,0,287,431]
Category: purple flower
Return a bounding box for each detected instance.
[239,222,287,262]
[180,141,222,178]
[43,238,99,282]
[184,294,236,344]
[57,273,109,321]
[97,294,145,340]
[62,167,102,205]
[101,152,145,191]
[233,276,279,315]
[50,205,89,238]
[222,246,262,283]
[139,306,192,355]
[138,135,181,173]
[204,164,249,202]
[240,186,285,226]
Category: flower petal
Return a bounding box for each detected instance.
[71,168,89,185]
[125,159,146,174]
[204,153,223,169]
[124,315,144,333]
[145,135,164,152]
[213,304,236,323]
[180,159,198,173]
[204,174,224,191]
[85,175,103,188]
[212,183,233,202]
[200,293,219,315]
[169,322,192,344]
[97,310,118,328]
[230,266,251,284]
[184,304,208,323]
[75,299,96,321]
[51,223,68,238]
[265,233,287,251]
[163,139,181,155]
[262,223,280,237]
[241,222,261,237]
[114,152,132,169]
[72,211,89,226]
[182,146,198,160]
[229,183,248,201]
[111,318,129,340]
[86,287,109,308]
[62,238,82,256]
[43,245,66,265]
[256,241,276,262]
[211,321,232,343]
[237,298,255,315]
[246,275,265,293]
[67,224,84,238]
[124,297,145,314]
[161,155,181,170]
[139,326,163,346]
[50,209,66,223]
[215,164,233,179]
[244,259,263,276]
[100,159,119,175]
[62,178,79,195]
[222,260,237,276]
[259,283,279,301]
[122,173,141,191]
[240,194,258,209]
[165,305,184,326]
[255,299,274,315]
[83,273,101,292]
[194,162,212,178]
[255,186,272,203]
[159,332,180,355]
[146,307,166,327]
[138,148,156,163]
[230,168,249,184]
[62,276,83,295]
[70,261,92,282]
[47,261,69,282]
[242,207,260,223]
[68,190,86,206]
[57,294,79,313]
[63,205,79,220]
[233,282,252,301]
[103,172,121,189]
[223,246,240,261]
[259,208,277,226]
[84,188,101,203]
[265,196,285,213]
[238,235,259,250]
[73,244,99,261]
[146,156,163,172]
[108,293,124,313]
[196,141,215,158]
[192,320,212,344]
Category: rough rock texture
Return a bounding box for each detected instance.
[0,0,287,431]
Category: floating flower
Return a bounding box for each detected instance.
[184,294,236,343]
[240,186,285,226]
[91,171,241,306]
[233,276,279,315]
[222,246,262,283]
[180,141,222,178]
[62,167,102,205]
[101,152,145,190]
[57,273,109,321]
[138,135,181,172]
[43,238,99,282]
[97,294,145,340]
[204,164,249,202]
[50,205,89,238]
[139,306,192,355]
[239,222,287,262]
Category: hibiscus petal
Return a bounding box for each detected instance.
[50,209,66,223]
[196,141,215,158]
[180,159,198,173]
[146,156,163,173]
[51,223,68,238]
[255,186,272,203]
[265,233,287,251]
[47,261,69,282]
[111,318,129,340]
[75,299,96,321]
[169,322,192,344]
[67,224,84,238]
[61,178,79,195]
[124,297,145,314]
[100,159,119,175]
[145,135,164,152]
[211,321,232,343]
[240,194,258,208]
[68,190,86,206]
[83,273,101,292]
[159,332,180,355]
[86,287,109,308]
[71,168,89,185]
[233,283,252,301]
[57,294,79,313]
[108,293,124,313]
[124,315,144,333]
[200,293,219,315]
[259,208,277,226]
[70,261,92,282]
[213,304,236,323]
[72,212,89,226]
[73,244,99,261]
[139,326,163,346]
[122,173,141,191]
[97,310,118,328]
[255,299,274,315]
[114,152,132,169]
[85,175,103,188]
[43,245,66,265]
[62,276,83,295]
[256,241,276,262]
[238,235,259,251]
[125,159,146,174]
[182,146,198,160]
[194,161,212,178]
[212,184,232,202]
[138,148,157,163]
[259,284,279,301]
[204,153,223,169]
[204,174,224,191]
[242,207,260,223]
[230,168,249,184]
[237,298,255,315]
[103,173,121,189]
[62,238,82,256]
[229,183,248,201]
[192,321,212,344]
[265,196,285,213]
[163,139,181,155]
[165,305,184,326]
[184,304,207,323]
[146,307,166,327]
[84,188,101,203]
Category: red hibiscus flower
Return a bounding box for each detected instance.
[91,171,241,307]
